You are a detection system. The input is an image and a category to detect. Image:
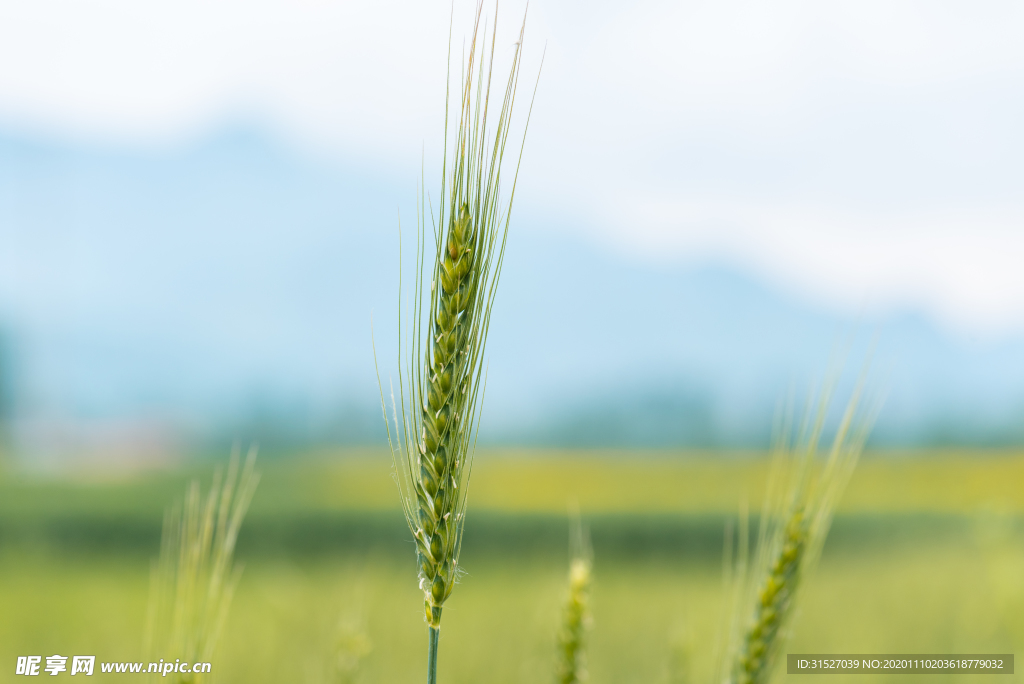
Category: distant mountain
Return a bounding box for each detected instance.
[2,126,1023,450]
[490,238,1024,447]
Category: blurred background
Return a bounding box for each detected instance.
[2,1,1024,683]
[1,0,1024,460]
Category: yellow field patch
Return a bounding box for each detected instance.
[251,448,1024,515]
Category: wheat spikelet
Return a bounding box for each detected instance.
[725,376,878,684]
[143,444,260,683]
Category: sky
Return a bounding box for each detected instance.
[2,1,1024,456]
[2,0,1023,336]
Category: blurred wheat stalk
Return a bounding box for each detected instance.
[144,444,260,683]
[378,2,539,683]
[720,378,878,684]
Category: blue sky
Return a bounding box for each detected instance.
[1,1,1023,449]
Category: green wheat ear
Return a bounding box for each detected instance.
[556,516,592,684]
[143,444,260,684]
[376,2,541,682]
[724,376,878,684]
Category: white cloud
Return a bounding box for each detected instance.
[4,1,1021,152]
[594,196,1024,335]
[2,0,1023,332]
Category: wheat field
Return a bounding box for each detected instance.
[2,449,1023,683]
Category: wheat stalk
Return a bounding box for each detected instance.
[143,444,260,683]
[376,3,539,683]
[724,378,877,684]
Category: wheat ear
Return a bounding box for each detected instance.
[143,444,260,683]
[727,379,877,684]
[375,3,540,683]
[556,516,592,684]
[734,507,806,684]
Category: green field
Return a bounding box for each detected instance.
[2,449,1024,683]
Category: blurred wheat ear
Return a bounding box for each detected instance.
[376,1,541,683]
[556,513,592,684]
[143,443,260,683]
[668,620,694,684]
[721,377,878,684]
[332,617,372,684]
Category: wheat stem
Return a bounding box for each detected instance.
[427,625,440,684]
